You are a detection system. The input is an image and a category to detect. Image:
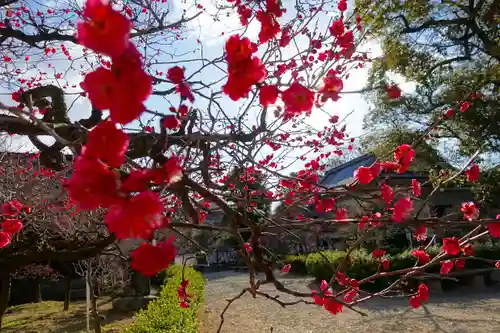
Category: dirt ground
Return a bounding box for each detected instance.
[5,272,500,333]
[200,271,500,333]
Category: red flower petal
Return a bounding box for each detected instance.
[324,298,343,315]
[163,115,181,130]
[411,179,422,197]
[454,258,466,270]
[130,238,176,276]
[386,84,401,99]
[392,197,413,222]
[77,0,131,57]
[418,283,428,302]
[380,184,394,204]
[488,222,500,238]
[354,166,373,185]
[0,231,12,248]
[409,295,421,308]
[167,66,185,84]
[66,156,120,209]
[440,260,454,275]
[343,289,357,302]
[2,219,23,234]
[85,120,129,168]
[381,258,391,270]
[465,164,480,182]
[442,237,460,256]
[2,200,23,216]
[259,85,279,106]
[282,82,315,116]
[412,249,430,264]
[243,242,252,253]
[105,191,163,240]
[337,0,347,11]
[329,19,344,37]
[461,201,479,221]
[415,225,427,241]
[371,248,386,259]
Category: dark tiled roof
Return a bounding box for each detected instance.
[320,154,375,187]
[320,154,429,187]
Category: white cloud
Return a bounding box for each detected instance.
[0,135,35,153]
[359,38,417,94]
[387,72,417,94]
[172,0,260,47]
[357,38,383,58]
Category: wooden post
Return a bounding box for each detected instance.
[86,269,90,333]
[63,276,71,311]
[34,277,42,303]
[90,277,101,333]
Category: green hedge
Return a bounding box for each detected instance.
[126,265,205,333]
[283,242,500,291]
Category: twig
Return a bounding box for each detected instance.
[217,289,248,333]
[0,101,75,153]
[254,291,315,307]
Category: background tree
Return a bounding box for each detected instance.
[356,0,500,219]
[356,0,499,164]
[9,263,62,303]
[222,167,270,246]
[361,128,453,171]
[73,254,129,333]
[0,151,114,325]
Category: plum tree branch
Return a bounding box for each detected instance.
[0,234,116,270]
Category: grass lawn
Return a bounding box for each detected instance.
[2,297,135,333]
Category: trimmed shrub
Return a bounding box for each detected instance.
[126,265,205,333]
[282,254,308,274]
[305,250,346,282]
[282,242,500,291]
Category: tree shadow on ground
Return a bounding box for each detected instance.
[355,289,500,312]
[305,278,500,312]
[204,271,249,281]
[352,302,500,333]
[51,307,135,333]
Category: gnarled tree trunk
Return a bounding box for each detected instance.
[0,272,11,329]
[90,278,101,333]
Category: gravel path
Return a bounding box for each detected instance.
[200,271,500,333]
